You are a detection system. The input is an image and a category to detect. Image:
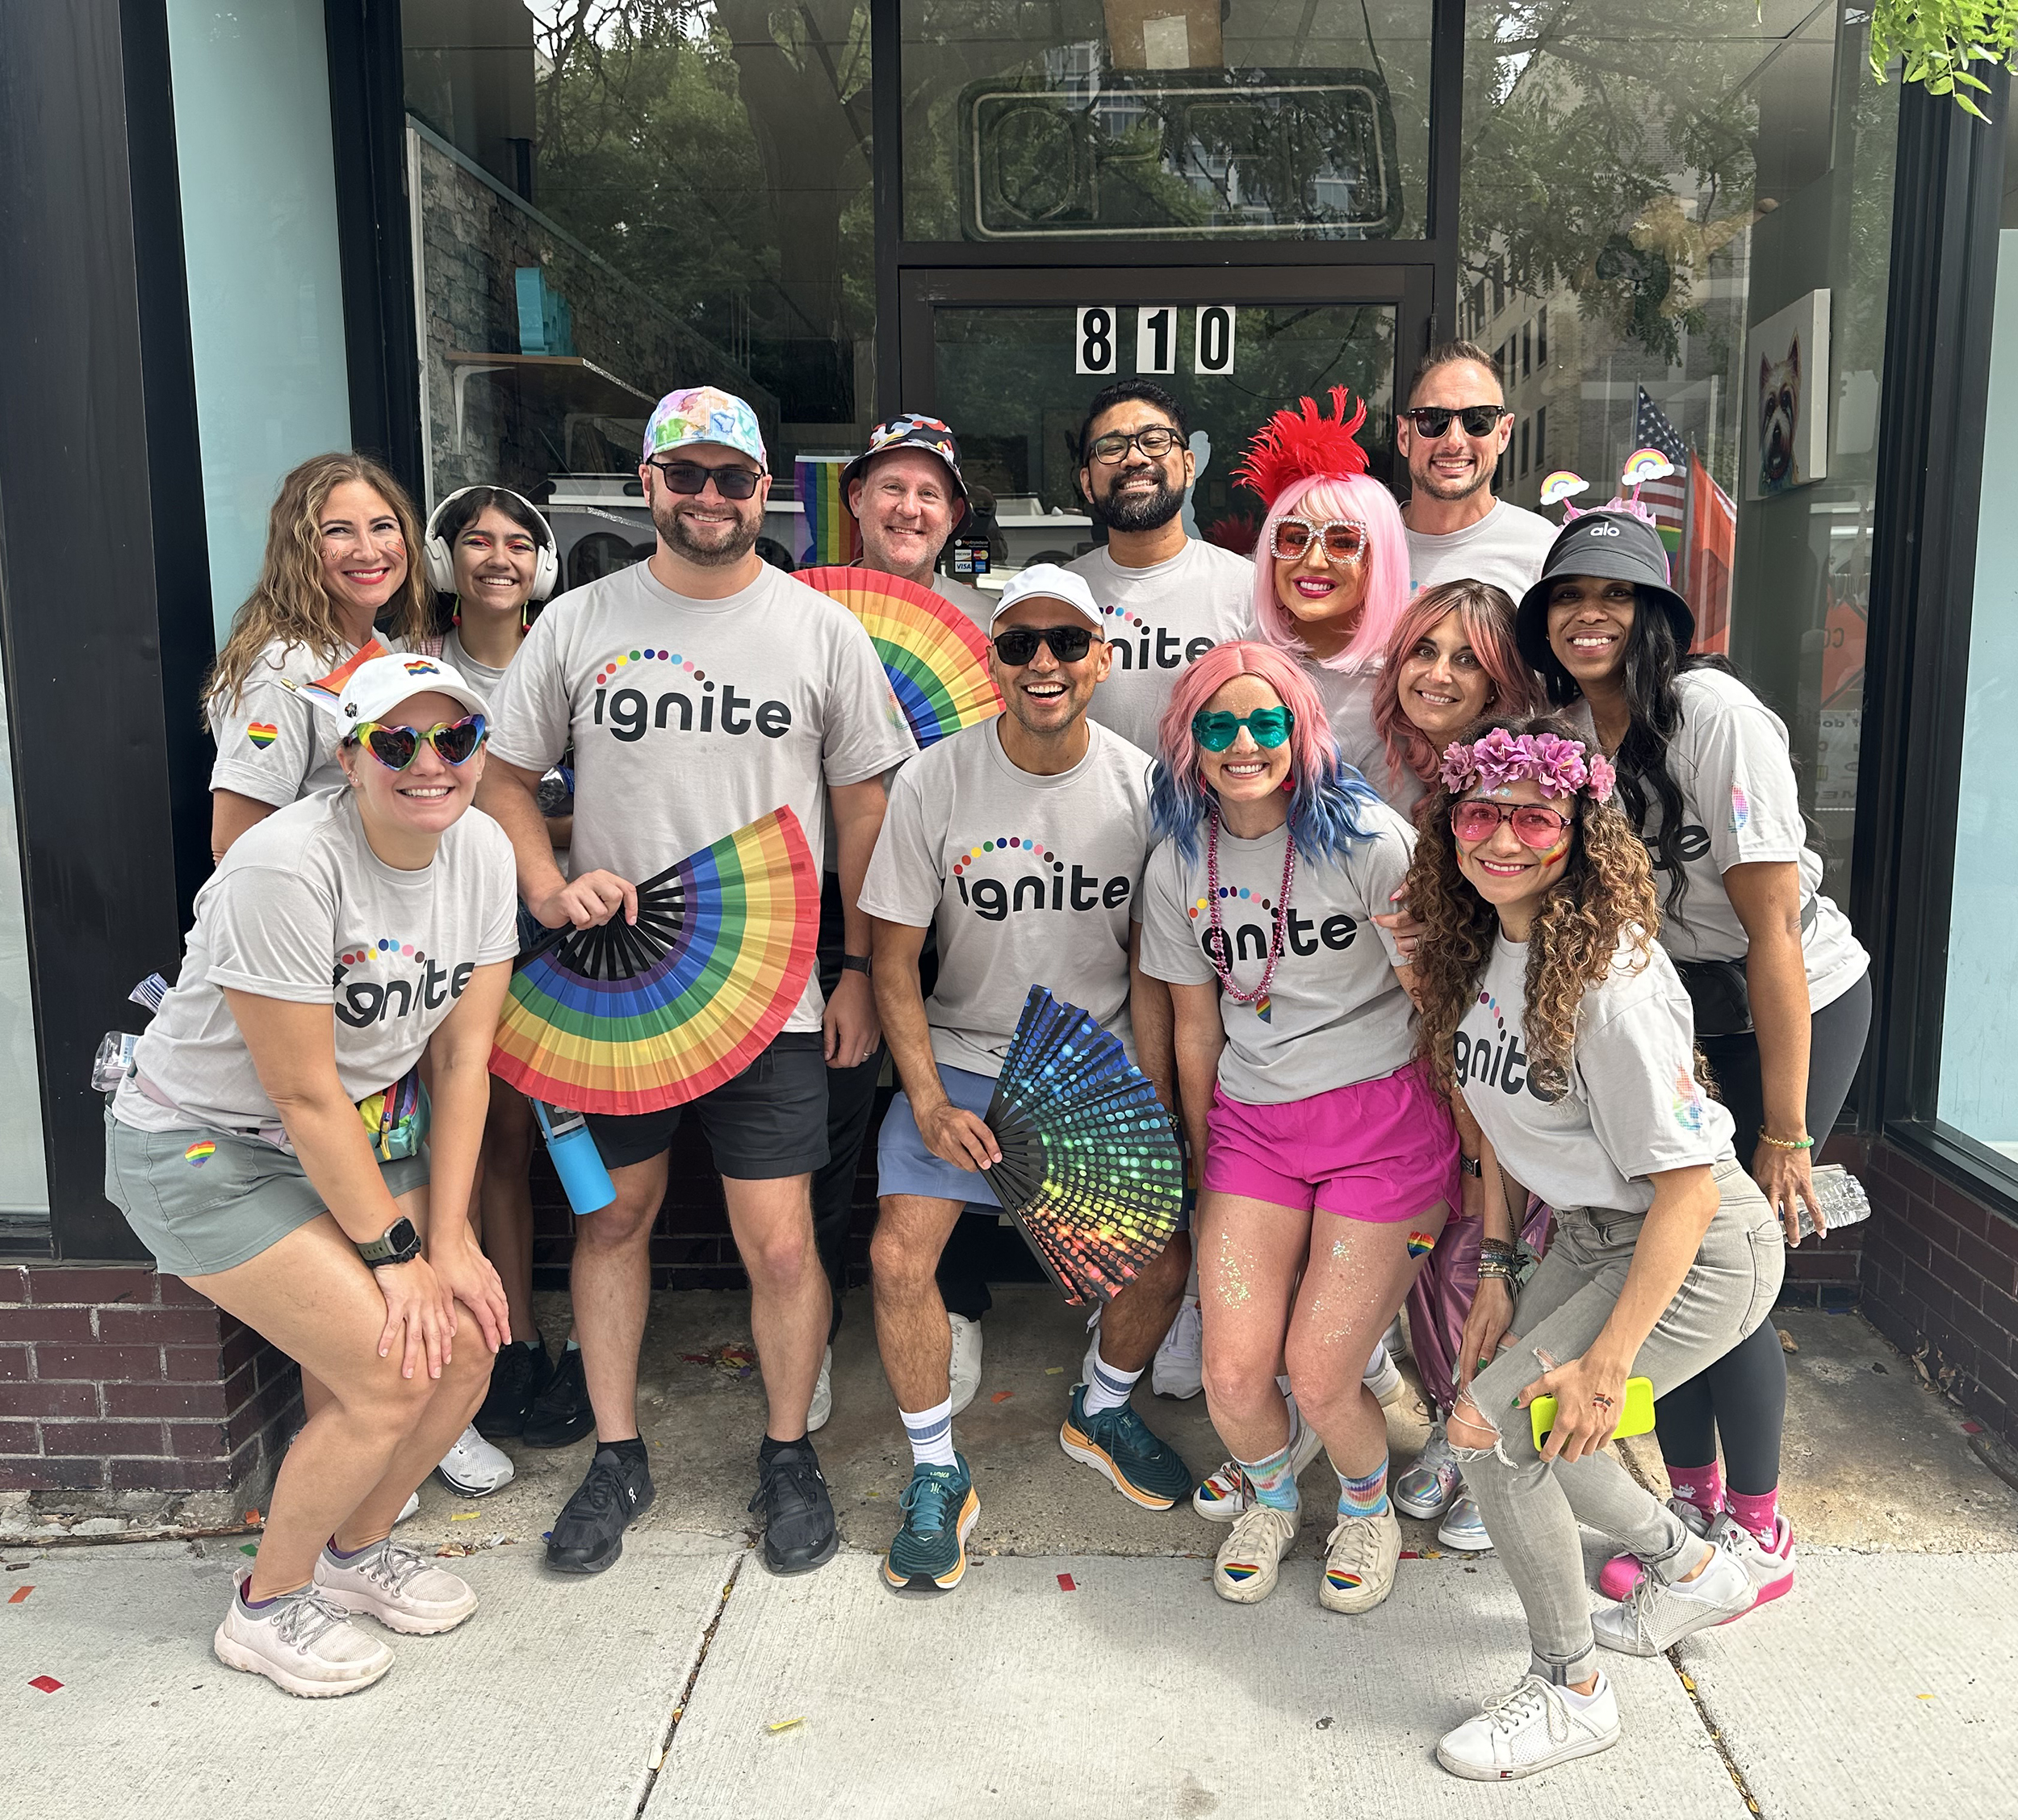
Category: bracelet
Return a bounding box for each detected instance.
[1459,1153,1483,1179]
[840,954,872,976]
[1479,1238,1519,1260]
[1757,1129,1814,1151]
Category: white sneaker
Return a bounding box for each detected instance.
[1710,1510,1796,1606]
[808,1345,833,1433]
[1436,1490,1493,1552]
[396,1492,420,1525]
[1592,1536,1754,1655]
[1193,1400,1324,1521]
[948,1313,983,1416]
[1151,1299,1203,1399]
[436,1424,514,1497]
[1362,1343,1406,1408]
[1212,1500,1300,1604]
[1394,1423,1460,1519]
[213,1584,393,1697]
[1597,1496,1712,1601]
[1436,1674,1620,1780]
[1318,1504,1401,1613]
[315,1538,479,1636]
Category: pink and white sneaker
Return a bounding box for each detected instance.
[1710,1511,1795,1611]
[1597,1497,1712,1602]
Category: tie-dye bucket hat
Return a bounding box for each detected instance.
[642,387,768,468]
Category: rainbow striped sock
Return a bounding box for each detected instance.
[1233,1413,1305,1513]
[1336,1456,1390,1519]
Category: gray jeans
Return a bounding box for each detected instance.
[1453,1158,1784,1684]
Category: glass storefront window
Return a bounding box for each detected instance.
[1462,0,1899,907]
[902,0,1433,243]
[1936,137,2018,1172]
[404,1,874,574]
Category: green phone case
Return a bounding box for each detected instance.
[1529,1375,1656,1450]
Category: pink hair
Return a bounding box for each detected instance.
[1373,579,1539,791]
[1249,473,1410,676]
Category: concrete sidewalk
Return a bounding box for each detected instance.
[6,1304,2017,1818]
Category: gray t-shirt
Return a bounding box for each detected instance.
[1139,803,1417,1105]
[438,627,513,712]
[1300,659,1394,800]
[1457,931,1737,1215]
[1405,500,1558,600]
[931,571,993,635]
[488,559,916,1035]
[208,634,408,808]
[1069,541,1255,756]
[113,789,519,1136]
[859,718,1152,1078]
[1567,672,1867,1008]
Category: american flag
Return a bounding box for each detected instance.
[1633,387,1689,552]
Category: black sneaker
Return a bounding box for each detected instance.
[546,1446,655,1575]
[523,1345,595,1449]
[474,1338,551,1441]
[749,1440,839,1575]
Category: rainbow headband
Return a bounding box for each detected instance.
[1439,729,1615,801]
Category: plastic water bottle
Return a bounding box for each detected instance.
[534,1101,615,1215]
[1809,1164,1871,1232]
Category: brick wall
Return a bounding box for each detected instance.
[0,1264,297,1496]
[1860,1137,2018,1446]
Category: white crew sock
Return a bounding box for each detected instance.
[900,1395,957,1468]
[1082,1341,1143,1417]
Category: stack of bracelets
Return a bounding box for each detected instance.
[1477,1237,1522,1287]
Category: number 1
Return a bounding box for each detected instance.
[1137,307,1175,374]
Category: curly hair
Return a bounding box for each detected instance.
[1407,713,1663,1102]
[205,453,433,715]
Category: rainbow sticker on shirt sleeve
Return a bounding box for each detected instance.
[184,1140,216,1167]
[1730,784,1750,833]
[245,723,279,750]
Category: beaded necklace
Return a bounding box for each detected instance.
[1204,809,1297,1006]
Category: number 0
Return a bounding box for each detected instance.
[1076,307,1117,375]
[1195,305,1236,374]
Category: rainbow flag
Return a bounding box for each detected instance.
[795,457,860,567]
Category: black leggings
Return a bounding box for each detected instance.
[1652,970,1873,1492]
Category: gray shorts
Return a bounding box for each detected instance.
[103,1107,429,1279]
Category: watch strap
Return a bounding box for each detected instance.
[840,954,872,975]
[1459,1154,1483,1178]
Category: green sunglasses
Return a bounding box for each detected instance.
[1192,706,1295,752]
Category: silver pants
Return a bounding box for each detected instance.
[1452,1159,1784,1684]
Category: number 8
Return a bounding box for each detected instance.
[1078,308,1114,374]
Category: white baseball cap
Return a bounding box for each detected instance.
[988,562,1104,634]
[337,653,490,730]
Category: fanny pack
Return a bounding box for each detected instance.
[132,1064,429,1160]
[1673,896,1817,1039]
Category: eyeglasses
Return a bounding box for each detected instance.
[645,458,763,500]
[1451,798,1572,851]
[992,624,1098,665]
[1192,707,1295,752]
[1269,517,1368,563]
[1086,426,1183,464]
[1404,405,1512,439]
[349,715,488,772]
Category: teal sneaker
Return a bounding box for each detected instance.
[1059,1383,1192,1509]
[882,1455,979,1593]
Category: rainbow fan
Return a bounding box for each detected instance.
[981,986,1186,1307]
[490,807,819,1116]
[798,565,1001,749]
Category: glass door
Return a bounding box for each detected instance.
[900,265,1428,582]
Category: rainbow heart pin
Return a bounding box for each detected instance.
[184,1140,216,1167]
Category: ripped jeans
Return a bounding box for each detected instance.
[1451,1160,1783,1685]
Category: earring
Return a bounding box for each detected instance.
[1281,772,1296,794]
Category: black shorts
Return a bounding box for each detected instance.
[584,1032,829,1179]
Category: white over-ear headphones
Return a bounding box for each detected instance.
[424,485,559,603]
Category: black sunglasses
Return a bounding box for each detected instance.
[992,624,1098,665]
[646,458,763,500]
[1404,405,1512,439]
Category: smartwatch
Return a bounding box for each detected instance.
[356,1215,422,1268]
[840,954,873,976]
[1459,1154,1483,1178]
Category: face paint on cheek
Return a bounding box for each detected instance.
[1535,830,1573,866]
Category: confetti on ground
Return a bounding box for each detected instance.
[1400,1550,1420,1559]
[766,1717,803,1734]
[244,1509,262,1526]
[1917,1694,1936,1701]
[1045,1366,1063,1374]
[240,1545,258,1557]
[450,1512,481,1521]
[1057,1573,1076,1592]
[28,1676,61,1693]
[7,1585,31,1604]
[1964,1420,1985,1434]
[990,1391,1014,1403]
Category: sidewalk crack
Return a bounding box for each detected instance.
[1664,1649,1767,1817]
[633,1546,751,1817]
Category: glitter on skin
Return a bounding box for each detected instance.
[1212,1224,1254,1307]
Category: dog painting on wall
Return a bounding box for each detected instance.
[1746,291,1830,499]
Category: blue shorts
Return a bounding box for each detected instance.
[877,1062,1004,1207]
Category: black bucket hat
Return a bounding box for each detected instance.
[1515,508,1694,679]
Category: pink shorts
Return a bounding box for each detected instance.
[1203,1060,1460,1224]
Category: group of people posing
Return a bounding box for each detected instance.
[103,341,1869,1783]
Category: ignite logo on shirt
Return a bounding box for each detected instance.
[1672,1062,1709,1134]
[1186,889,1358,968]
[589,647,791,743]
[1453,988,1560,1104]
[951,835,1130,920]
[1103,607,1218,674]
[331,937,476,1027]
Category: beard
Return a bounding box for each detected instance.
[1408,450,1492,503]
[651,494,762,567]
[1090,471,1186,533]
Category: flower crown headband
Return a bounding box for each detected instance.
[1439,728,1616,801]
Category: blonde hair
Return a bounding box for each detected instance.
[205,453,432,714]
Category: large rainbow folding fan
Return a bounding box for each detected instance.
[491,807,819,1115]
[796,565,1000,749]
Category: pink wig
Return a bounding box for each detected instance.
[1373,579,1539,791]
[1149,641,1379,864]
[1249,472,1412,676]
